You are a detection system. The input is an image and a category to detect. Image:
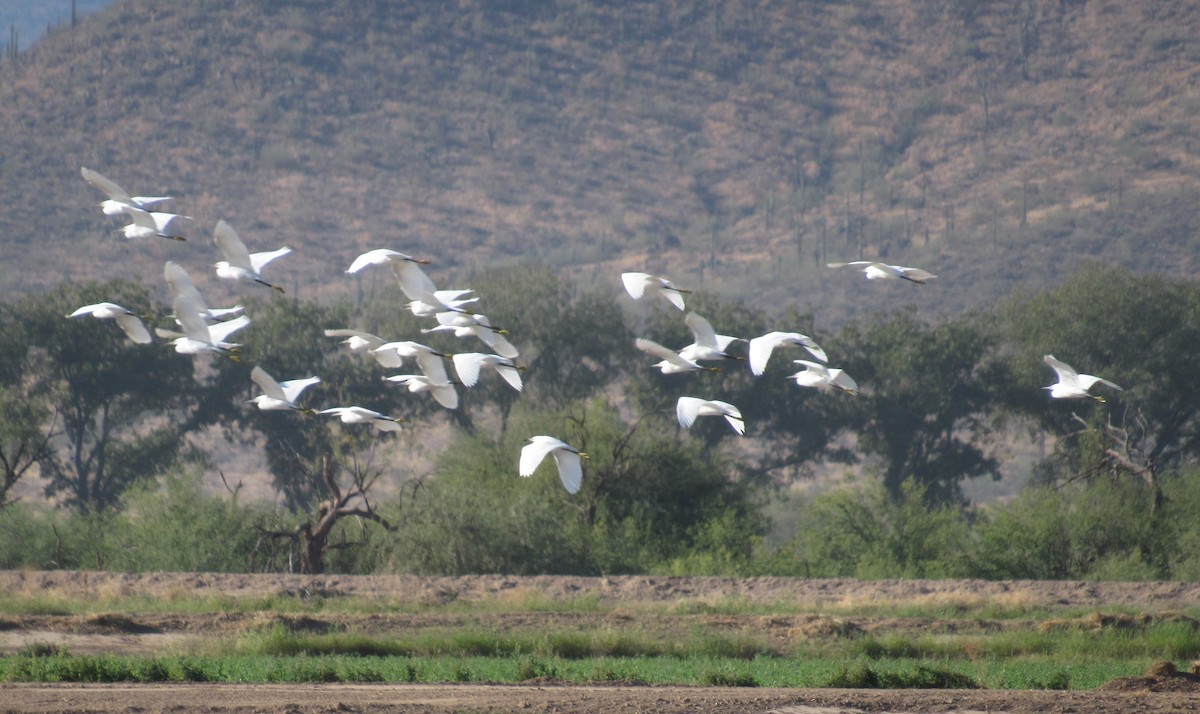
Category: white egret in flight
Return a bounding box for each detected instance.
[115,204,190,241]
[319,406,405,433]
[827,261,936,284]
[213,219,292,292]
[678,312,744,363]
[324,329,405,368]
[1043,354,1122,402]
[621,271,689,310]
[164,261,243,321]
[452,352,524,392]
[676,396,745,435]
[383,351,459,409]
[167,294,250,358]
[423,311,519,359]
[346,248,436,300]
[81,166,172,216]
[790,360,859,394]
[519,435,588,494]
[67,302,152,344]
[635,338,721,374]
[747,331,827,375]
[248,366,320,414]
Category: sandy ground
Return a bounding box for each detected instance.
[4,571,1200,713]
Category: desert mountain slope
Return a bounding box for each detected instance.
[1,0,1198,323]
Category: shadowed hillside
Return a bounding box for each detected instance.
[0,0,1198,324]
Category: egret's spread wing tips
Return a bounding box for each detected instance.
[496,365,524,392]
[676,397,701,429]
[393,261,438,301]
[490,331,520,359]
[452,353,484,388]
[620,272,647,299]
[115,314,153,344]
[432,384,459,409]
[173,295,212,341]
[725,414,746,435]
[634,338,676,362]
[280,376,321,403]
[1043,355,1077,382]
[249,246,292,273]
[663,289,686,310]
[416,352,450,382]
[371,348,404,369]
[519,440,552,477]
[250,367,287,401]
[552,450,584,494]
[208,314,251,343]
[747,334,777,376]
[213,220,254,269]
[81,166,132,202]
[831,369,860,394]
[685,312,718,348]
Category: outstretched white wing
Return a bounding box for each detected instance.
[213,220,254,271]
[249,246,293,273]
[250,367,287,401]
[81,166,132,203]
[635,338,693,370]
[279,376,321,404]
[686,312,719,349]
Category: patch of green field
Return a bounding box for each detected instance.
[0,650,1158,689]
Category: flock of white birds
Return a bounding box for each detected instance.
[69,168,1124,497]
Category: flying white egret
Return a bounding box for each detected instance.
[81,166,172,216]
[519,435,588,494]
[747,331,828,375]
[789,360,859,394]
[1043,354,1123,402]
[635,337,721,374]
[323,329,405,368]
[213,219,292,292]
[407,289,478,317]
[115,204,190,241]
[678,312,744,362]
[67,302,152,345]
[383,351,459,408]
[676,396,745,435]
[248,366,320,414]
[164,261,243,321]
[826,261,936,284]
[318,406,405,433]
[346,248,436,300]
[621,272,689,310]
[370,339,451,369]
[423,311,519,359]
[167,293,250,357]
[452,352,524,392]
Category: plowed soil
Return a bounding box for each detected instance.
[3,571,1200,713]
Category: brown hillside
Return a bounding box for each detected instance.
[1,0,1198,323]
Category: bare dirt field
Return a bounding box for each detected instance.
[4,571,1200,713]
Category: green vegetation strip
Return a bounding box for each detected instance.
[0,652,1152,690]
[3,621,1192,690]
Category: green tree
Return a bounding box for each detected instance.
[392,397,762,574]
[207,295,392,510]
[998,265,1200,498]
[785,479,970,578]
[836,309,1000,504]
[15,280,195,512]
